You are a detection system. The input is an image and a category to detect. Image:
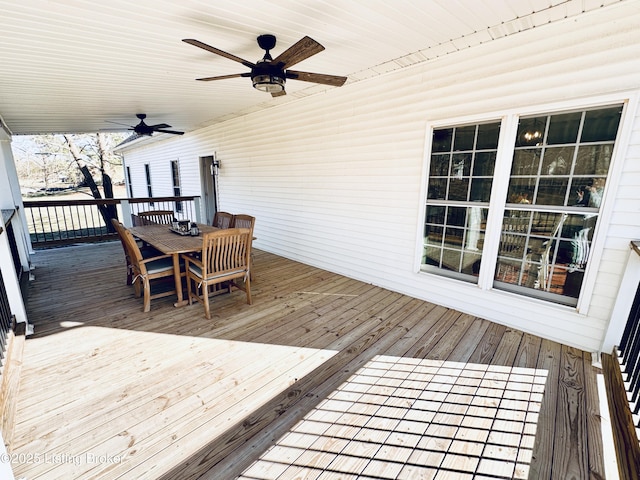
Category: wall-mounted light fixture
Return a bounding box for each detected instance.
[212,158,221,175]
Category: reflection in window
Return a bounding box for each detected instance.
[495,105,622,305]
[423,121,500,282]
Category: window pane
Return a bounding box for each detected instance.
[452,153,471,177]
[424,225,444,246]
[453,125,476,151]
[516,117,545,147]
[532,212,562,236]
[569,177,606,207]
[574,145,613,176]
[470,178,493,202]
[425,205,445,224]
[512,149,541,176]
[423,245,442,267]
[495,259,526,286]
[541,146,574,176]
[427,178,447,200]
[507,178,535,205]
[473,151,496,176]
[430,154,450,176]
[426,205,446,225]
[500,211,530,259]
[448,178,469,201]
[432,129,453,152]
[476,123,500,149]
[445,227,464,249]
[581,106,622,142]
[447,207,467,227]
[547,112,581,144]
[536,178,569,206]
[442,248,463,271]
[499,233,527,259]
[462,251,482,276]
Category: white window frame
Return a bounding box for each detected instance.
[170,159,182,212]
[417,93,638,315]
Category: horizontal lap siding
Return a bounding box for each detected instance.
[122,2,640,351]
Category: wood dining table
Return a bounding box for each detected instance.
[129,223,218,307]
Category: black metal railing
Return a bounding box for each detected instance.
[618,280,640,423]
[0,242,14,370]
[23,196,201,248]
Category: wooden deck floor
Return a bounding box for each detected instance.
[9,241,605,479]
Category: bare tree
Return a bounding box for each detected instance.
[63,133,123,231]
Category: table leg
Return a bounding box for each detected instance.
[172,253,188,307]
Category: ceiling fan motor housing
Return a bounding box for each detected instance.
[251,60,285,93]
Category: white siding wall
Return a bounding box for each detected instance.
[0,128,30,325]
[122,2,640,352]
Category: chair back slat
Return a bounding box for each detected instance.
[231,214,255,233]
[137,210,175,225]
[213,211,233,229]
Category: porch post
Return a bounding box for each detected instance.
[194,197,202,224]
[121,199,132,228]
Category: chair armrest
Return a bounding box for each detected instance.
[180,253,204,269]
[139,253,173,265]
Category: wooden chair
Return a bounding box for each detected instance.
[231,214,256,279]
[112,219,162,285]
[231,214,255,233]
[120,225,180,312]
[212,211,233,229]
[137,210,175,225]
[112,219,135,285]
[182,228,252,319]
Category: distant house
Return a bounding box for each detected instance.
[118,2,640,354]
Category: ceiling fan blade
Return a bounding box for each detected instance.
[286,70,347,87]
[155,129,184,135]
[105,120,132,127]
[183,39,255,68]
[148,123,171,129]
[272,36,324,69]
[271,90,287,98]
[196,72,251,82]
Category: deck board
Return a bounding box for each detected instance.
[8,241,606,479]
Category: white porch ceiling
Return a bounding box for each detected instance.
[0,0,627,136]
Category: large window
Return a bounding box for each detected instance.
[423,121,500,282]
[126,166,133,197]
[422,104,623,306]
[171,160,182,213]
[144,164,154,206]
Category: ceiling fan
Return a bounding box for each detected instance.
[183,34,348,97]
[126,114,184,136]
